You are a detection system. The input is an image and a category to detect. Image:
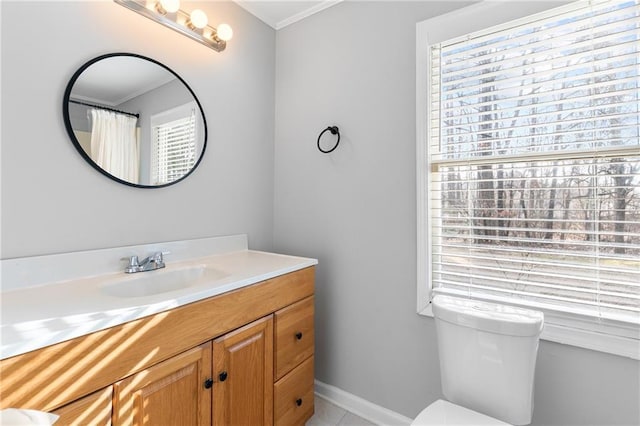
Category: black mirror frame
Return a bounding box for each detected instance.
[62,52,208,189]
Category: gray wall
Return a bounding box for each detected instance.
[1,1,275,258]
[273,2,640,425]
[68,102,92,133]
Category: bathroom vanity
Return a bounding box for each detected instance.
[0,236,317,426]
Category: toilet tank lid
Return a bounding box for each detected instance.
[432,295,544,337]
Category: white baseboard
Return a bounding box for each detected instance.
[314,380,413,426]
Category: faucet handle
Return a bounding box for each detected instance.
[153,251,170,262]
[123,255,141,273]
[122,255,139,266]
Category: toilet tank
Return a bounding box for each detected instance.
[432,295,544,426]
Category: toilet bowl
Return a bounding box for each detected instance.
[412,295,544,426]
[412,399,510,426]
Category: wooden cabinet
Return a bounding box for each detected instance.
[0,267,315,426]
[113,342,212,426]
[52,387,112,426]
[113,316,277,426]
[274,296,315,426]
[213,316,273,426]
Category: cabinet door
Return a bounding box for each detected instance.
[53,387,112,426]
[213,315,274,426]
[113,342,212,426]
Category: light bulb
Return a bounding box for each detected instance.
[158,0,179,14]
[188,9,208,29]
[216,23,233,41]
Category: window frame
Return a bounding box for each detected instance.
[149,101,201,186]
[416,0,640,360]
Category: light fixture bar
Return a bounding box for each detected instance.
[113,0,227,52]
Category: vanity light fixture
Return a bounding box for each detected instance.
[156,0,179,14]
[113,0,232,52]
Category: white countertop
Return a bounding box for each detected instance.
[1,248,317,360]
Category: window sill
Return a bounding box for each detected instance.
[418,304,640,360]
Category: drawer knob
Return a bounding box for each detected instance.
[219,371,228,382]
[204,378,213,389]
[295,332,303,340]
[296,398,303,407]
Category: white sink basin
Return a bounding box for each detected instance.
[100,265,229,298]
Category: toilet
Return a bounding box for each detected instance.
[413,295,544,426]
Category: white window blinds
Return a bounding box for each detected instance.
[428,0,640,324]
[151,107,197,185]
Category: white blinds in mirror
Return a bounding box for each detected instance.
[151,107,197,185]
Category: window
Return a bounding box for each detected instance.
[417,1,639,358]
[151,102,198,185]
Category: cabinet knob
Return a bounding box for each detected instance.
[204,378,213,389]
[296,398,303,407]
[295,332,303,340]
[219,371,228,382]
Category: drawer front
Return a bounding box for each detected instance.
[274,356,314,426]
[275,296,314,380]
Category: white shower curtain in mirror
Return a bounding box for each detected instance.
[89,109,140,183]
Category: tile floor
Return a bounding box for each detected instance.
[307,396,376,426]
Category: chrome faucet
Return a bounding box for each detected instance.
[124,251,168,273]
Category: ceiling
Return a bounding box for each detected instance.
[71,57,176,106]
[233,0,343,30]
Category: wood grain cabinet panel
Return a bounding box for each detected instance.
[112,342,212,426]
[52,387,112,426]
[0,267,315,426]
[0,267,314,412]
[274,296,314,381]
[274,356,314,426]
[213,316,274,426]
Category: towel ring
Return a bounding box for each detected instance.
[317,126,340,153]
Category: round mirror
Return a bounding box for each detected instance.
[63,53,207,188]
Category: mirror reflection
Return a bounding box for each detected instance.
[63,53,207,188]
